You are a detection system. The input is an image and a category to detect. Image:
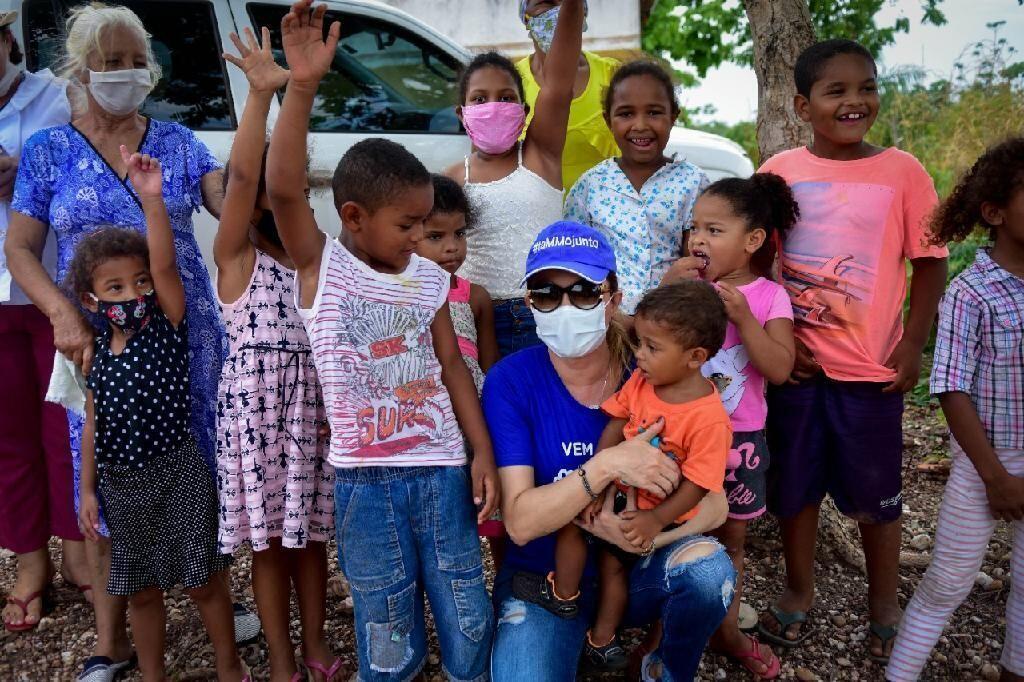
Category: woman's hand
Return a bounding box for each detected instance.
[594,418,680,499]
[280,1,340,88]
[52,306,95,375]
[789,337,821,383]
[120,147,163,201]
[575,487,643,555]
[78,491,101,542]
[224,26,290,94]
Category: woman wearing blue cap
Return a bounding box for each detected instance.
[483,220,735,681]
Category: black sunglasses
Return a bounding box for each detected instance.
[527,280,608,313]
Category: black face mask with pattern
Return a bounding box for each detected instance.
[90,290,155,335]
[254,209,283,250]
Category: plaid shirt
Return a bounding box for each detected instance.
[931,249,1024,448]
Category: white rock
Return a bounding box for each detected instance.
[910,533,932,550]
[976,572,994,589]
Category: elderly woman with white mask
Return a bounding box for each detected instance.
[3,4,257,680]
[0,7,93,637]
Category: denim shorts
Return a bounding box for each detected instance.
[766,376,904,524]
[334,466,493,682]
[493,298,540,358]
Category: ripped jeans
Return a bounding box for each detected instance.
[334,466,493,682]
[491,536,735,681]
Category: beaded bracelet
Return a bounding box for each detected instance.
[577,466,598,500]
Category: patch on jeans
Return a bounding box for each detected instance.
[497,599,527,626]
[722,576,735,609]
[366,583,415,673]
[452,574,491,642]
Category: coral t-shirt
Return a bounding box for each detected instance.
[758,147,947,382]
[602,371,731,522]
[702,278,793,431]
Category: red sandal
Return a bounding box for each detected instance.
[3,589,52,632]
[728,633,781,679]
[305,657,344,682]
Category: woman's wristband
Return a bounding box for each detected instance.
[577,466,598,500]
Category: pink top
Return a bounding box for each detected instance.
[759,147,947,382]
[297,239,466,468]
[448,275,479,361]
[702,278,793,432]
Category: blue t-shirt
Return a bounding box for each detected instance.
[482,345,611,575]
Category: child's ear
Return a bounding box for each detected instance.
[794,94,811,123]
[746,227,767,254]
[339,201,366,233]
[688,346,709,368]
[980,201,1005,226]
[455,105,464,123]
[81,292,98,313]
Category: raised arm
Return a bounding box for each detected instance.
[215,26,290,295]
[267,0,339,306]
[522,0,583,182]
[121,146,185,325]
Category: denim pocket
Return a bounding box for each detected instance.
[366,581,416,674]
[336,480,406,591]
[451,573,491,643]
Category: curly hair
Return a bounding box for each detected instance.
[458,51,525,105]
[633,281,727,357]
[930,137,1024,245]
[603,60,680,120]
[429,174,474,230]
[65,227,149,299]
[702,172,801,276]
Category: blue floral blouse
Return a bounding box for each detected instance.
[13,119,224,487]
[564,158,709,314]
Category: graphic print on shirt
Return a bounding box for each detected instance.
[781,182,893,331]
[332,295,448,459]
[702,345,749,416]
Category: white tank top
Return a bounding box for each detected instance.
[458,145,564,300]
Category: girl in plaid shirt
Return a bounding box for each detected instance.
[887,137,1024,682]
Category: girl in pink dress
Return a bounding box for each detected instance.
[213,28,339,682]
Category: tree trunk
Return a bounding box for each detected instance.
[742,0,815,163]
[639,0,658,27]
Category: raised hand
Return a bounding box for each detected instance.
[120,145,163,200]
[280,0,341,87]
[224,26,289,94]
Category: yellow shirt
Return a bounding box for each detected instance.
[516,51,621,192]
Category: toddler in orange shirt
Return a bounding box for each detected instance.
[549,281,732,669]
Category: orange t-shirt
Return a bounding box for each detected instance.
[601,371,731,523]
[758,147,948,382]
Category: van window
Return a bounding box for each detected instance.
[24,0,235,131]
[247,3,462,134]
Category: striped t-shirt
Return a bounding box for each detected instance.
[297,238,466,468]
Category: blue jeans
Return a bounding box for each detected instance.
[491,536,735,681]
[493,299,540,358]
[334,466,493,682]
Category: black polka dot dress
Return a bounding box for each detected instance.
[88,308,230,596]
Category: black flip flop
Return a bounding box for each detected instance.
[868,621,899,665]
[757,604,815,648]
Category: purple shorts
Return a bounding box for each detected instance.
[766,376,904,524]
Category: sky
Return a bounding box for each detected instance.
[681,0,1024,125]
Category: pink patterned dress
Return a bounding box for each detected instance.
[216,250,334,552]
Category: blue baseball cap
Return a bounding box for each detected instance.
[521,221,617,286]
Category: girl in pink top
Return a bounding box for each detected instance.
[686,173,800,678]
[212,29,338,681]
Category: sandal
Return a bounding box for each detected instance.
[757,604,815,648]
[3,589,53,632]
[76,654,138,682]
[868,621,899,665]
[306,657,344,682]
[727,633,781,679]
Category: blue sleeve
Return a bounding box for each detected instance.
[12,130,56,223]
[482,359,537,469]
[563,175,591,224]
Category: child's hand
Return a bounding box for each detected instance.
[119,146,163,200]
[619,508,663,550]
[788,337,821,382]
[224,26,290,94]
[280,1,341,88]
[882,336,924,394]
[579,486,611,524]
[985,473,1024,522]
[660,256,704,285]
[471,452,501,524]
[717,282,754,326]
[78,492,101,542]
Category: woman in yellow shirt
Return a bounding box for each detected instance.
[517,0,620,191]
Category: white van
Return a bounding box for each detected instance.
[10,0,754,273]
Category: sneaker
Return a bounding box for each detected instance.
[77,654,137,682]
[537,572,579,619]
[583,632,628,672]
[233,602,262,645]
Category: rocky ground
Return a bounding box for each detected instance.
[1,403,1011,681]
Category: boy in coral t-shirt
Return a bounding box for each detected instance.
[755,39,948,664]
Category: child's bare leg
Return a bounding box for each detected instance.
[252,539,298,681]
[489,535,507,572]
[760,502,819,641]
[86,537,132,662]
[128,587,166,681]
[292,542,339,679]
[590,551,628,646]
[553,524,588,599]
[187,571,244,681]
[861,517,902,658]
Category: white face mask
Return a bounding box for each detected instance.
[88,68,151,116]
[535,300,607,359]
[0,64,21,98]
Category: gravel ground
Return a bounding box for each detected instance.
[1,404,1010,681]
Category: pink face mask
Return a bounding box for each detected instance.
[461,102,526,155]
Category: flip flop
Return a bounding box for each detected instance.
[64,578,95,602]
[306,657,344,682]
[757,604,815,648]
[868,621,899,665]
[77,654,138,682]
[3,589,53,632]
[727,633,781,679]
